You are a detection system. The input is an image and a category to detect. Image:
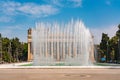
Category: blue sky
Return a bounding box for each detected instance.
[0,0,120,44]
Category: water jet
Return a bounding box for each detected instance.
[32,20,94,66]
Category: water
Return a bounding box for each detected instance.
[32,19,94,66]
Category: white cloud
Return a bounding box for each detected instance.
[0,29,12,37]
[44,0,82,7]
[90,25,118,44]
[48,0,63,7]
[0,25,27,42]
[0,1,21,15]
[0,1,58,17]
[18,3,58,17]
[0,0,82,17]
[69,0,82,7]
[0,16,14,23]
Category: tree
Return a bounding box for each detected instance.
[116,24,120,63]
[98,24,120,63]
[100,33,109,62]
[2,37,12,62]
[0,33,2,62]
[108,36,118,63]
[2,52,11,63]
[11,37,22,62]
[21,43,28,61]
[0,35,28,63]
[116,24,120,37]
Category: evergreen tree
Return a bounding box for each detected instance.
[116,24,120,63]
[108,36,118,63]
[100,33,109,62]
[0,36,28,63]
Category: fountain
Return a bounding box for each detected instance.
[32,19,94,66]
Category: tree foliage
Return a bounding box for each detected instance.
[99,24,120,63]
[0,37,28,63]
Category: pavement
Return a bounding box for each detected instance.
[0,68,120,80]
[0,62,120,80]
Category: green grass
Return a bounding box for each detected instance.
[94,63,120,66]
[21,63,74,66]
[54,63,65,66]
[21,63,33,66]
[21,62,120,66]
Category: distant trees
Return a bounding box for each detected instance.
[98,24,120,63]
[0,36,27,63]
[2,37,11,62]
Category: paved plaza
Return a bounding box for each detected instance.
[0,62,120,80]
[0,68,120,80]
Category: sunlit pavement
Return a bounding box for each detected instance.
[0,62,120,80]
[0,68,120,80]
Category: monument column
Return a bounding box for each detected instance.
[28,42,30,61]
[90,36,95,63]
[27,28,33,61]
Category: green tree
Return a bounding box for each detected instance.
[100,33,109,62]
[2,37,12,62]
[11,37,21,62]
[108,36,118,63]
[2,52,11,63]
[0,35,28,63]
[21,43,28,61]
[116,24,120,37]
[97,24,120,63]
[116,24,120,63]
[2,38,10,52]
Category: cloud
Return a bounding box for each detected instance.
[0,29,12,37]
[90,25,118,44]
[106,1,111,5]
[69,0,82,7]
[47,0,63,7]
[0,1,59,17]
[43,0,82,8]
[18,3,58,17]
[0,16,14,23]
[0,1,21,15]
[0,25,27,42]
[0,0,82,17]
[0,26,22,36]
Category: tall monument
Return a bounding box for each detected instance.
[27,28,33,61]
